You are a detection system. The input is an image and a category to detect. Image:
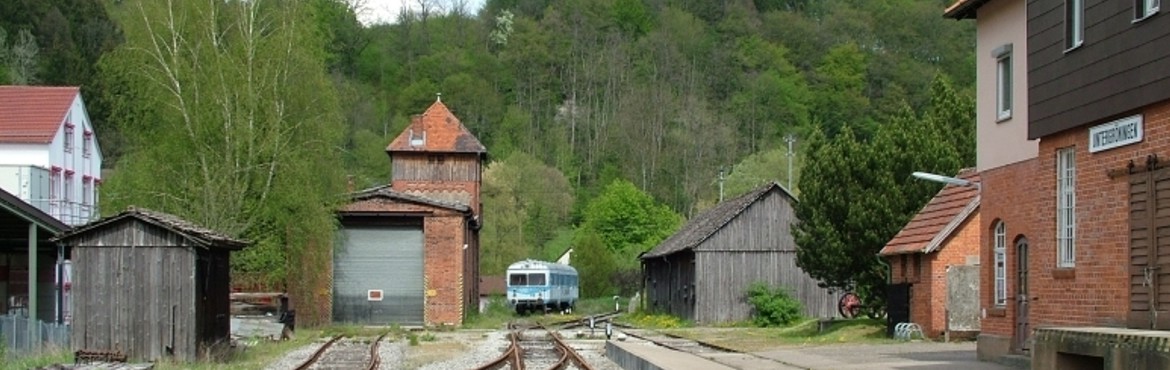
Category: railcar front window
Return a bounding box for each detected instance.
[529,273,547,286]
[509,274,528,286]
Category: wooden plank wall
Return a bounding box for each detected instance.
[392,154,481,182]
[695,251,838,323]
[692,190,838,323]
[642,251,696,321]
[70,220,200,362]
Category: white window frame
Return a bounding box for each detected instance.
[994,221,1007,306]
[63,123,74,153]
[996,53,1012,121]
[1057,147,1077,268]
[83,131,92,158]
[1066,0,1084,50]
[1136,0,1161,20]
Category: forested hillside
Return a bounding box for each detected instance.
[0,0,975,298]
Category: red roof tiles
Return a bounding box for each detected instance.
[879,168,981,256]
[387,99,486,154]
[0,86,79,144]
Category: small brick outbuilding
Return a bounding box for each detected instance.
[331,98,484,327]
[880,168,981,339]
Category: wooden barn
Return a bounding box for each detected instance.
[640,182,838,324]
[55,207,249,362]
[332,97,484,327]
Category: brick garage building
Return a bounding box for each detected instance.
[332,98,484,326]
[950,0,1170,367]
[880,168,982,339]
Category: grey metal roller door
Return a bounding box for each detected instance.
[333,225,424,324]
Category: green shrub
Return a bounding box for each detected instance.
[747,282,804,327]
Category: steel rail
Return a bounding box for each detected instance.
[472,328,523,370]
[365,333,389,370]
[293,335,344,370]
[545,325,596,370]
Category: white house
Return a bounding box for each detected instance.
[0,86,103,226]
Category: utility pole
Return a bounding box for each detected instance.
[718,166,726,202]
[785,134,796,190]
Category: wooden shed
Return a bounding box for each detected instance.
[54,207,249,362]
[640,182,838,324]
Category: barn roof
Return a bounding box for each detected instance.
[641,182,795,259]
[344,184,473,213]
[0,86,79,144]
[386,98,486,154]
[879,168,980,256]
[53,207,251,250]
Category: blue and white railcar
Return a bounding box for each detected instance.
[506,259,579,314]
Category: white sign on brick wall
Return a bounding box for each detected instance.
[1089,114,1143,153]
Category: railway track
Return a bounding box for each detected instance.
[293,333,388,370]
[473,323,596,370]
[555,311,623,330]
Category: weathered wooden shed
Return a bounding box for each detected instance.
[54,207,249,362]
[640,182,838,324]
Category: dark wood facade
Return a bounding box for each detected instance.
[1028,0,1170,138]
[55,208,247,362]
[641,183,839,324]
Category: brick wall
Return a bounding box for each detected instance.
[978,158,1041,341]
[424,215,468,325]
[886,212,981,338]
[981,99,1170,345]
[926,212,981,337]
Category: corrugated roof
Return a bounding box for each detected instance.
[0,186,68,234]
[879,168,980,256]
[943,0,992,19]
[54,206,251,250]
[641,182,796,259]
[0,86,79,144]
[387,99,486,154]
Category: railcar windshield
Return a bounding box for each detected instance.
[509,273,547,286]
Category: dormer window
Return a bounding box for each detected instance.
[64,123,74,153]
[83,131,93,158]
[409,129,426,147]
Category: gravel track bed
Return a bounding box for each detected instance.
[266,329,623,370]
[264,336,409,370]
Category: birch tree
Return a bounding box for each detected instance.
[100,0,346,305]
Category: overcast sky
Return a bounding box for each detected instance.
[356,0,487,25]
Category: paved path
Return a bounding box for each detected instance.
[753,342,1012,370]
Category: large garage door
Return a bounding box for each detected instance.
[333,225,424,325]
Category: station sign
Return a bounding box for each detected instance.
[1089,114,1143,153]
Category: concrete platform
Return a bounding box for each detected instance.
[606,340,740,370]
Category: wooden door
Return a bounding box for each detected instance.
[1129,166,1170,329]
[1015,239,1030,352]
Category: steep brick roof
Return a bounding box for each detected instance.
[642,182,796,259]
[0,86,79,144]
[387,98,486,154]
[879,168,980,256]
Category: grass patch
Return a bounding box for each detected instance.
[662,318,895,352]
[463,295,627,329]
[149,329,324,370]
[617,312,691,329]
[1,348,72,370]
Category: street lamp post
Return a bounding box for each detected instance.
[911,171,979,189]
